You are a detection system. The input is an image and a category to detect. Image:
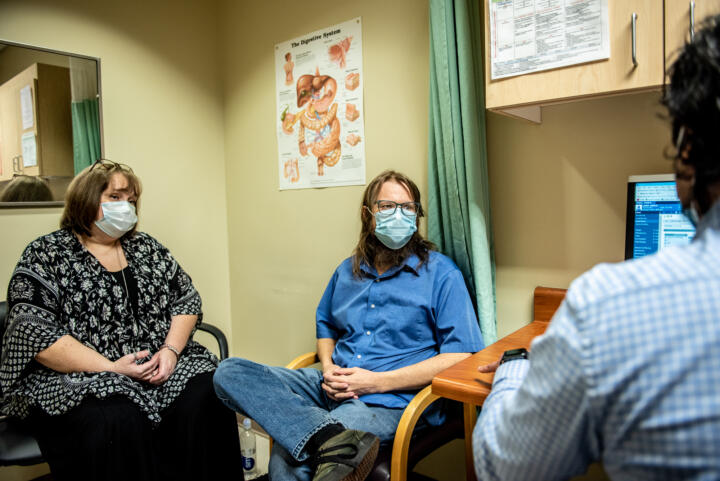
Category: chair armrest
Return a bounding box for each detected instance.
[0,415,44,466]
[197,322,228,360]
[389,385,441,481]
[286,351,319,369]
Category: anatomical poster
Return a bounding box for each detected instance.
[275,17,366,190]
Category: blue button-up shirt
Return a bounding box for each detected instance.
[316,251,483,411]
[473,200,720,481]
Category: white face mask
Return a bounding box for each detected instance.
[95,201,137,238]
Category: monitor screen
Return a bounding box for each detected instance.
[625,174,696,260]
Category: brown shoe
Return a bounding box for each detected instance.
[311,430,380,481]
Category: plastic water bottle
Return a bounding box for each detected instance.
[240,417,257,477]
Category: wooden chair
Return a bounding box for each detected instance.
[0,300,230,467]
[532,286,567,324]
[277,352,463,481]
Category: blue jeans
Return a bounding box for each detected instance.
[213,358,406,481]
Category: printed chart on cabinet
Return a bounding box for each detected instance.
[275,17,366,190]
[488,0,609,80]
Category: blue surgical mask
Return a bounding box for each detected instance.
[374,210,417,250]
[95,201,137,238]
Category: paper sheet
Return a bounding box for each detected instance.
[21,132,37,167]
[489,0,609,80]
[20,85,34,130]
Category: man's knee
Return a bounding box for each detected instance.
[213,357,275,414]
[213,357,254,394]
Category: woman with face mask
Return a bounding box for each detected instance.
[1,160,241,481]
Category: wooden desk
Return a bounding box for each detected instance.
[431,286,566,481]
[433,321,549,405]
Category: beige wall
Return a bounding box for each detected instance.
[0,0,675,480]
[489,91,672,337]
[0,2,230,477]
[221,0,430,365]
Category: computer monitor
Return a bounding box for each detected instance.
[625,174,696,260]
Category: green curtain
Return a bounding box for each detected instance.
[428,0,496,345]
[72,98,101,174]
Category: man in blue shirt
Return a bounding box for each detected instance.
[215,170,483,481]
[472,16,720,481]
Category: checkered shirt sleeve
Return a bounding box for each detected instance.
[472,302,598,481]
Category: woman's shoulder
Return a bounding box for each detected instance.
[21,229,76,257]
[30,228,73,244]
[12,229,76,279]
[125,231,166,251]
[124,232,176,262]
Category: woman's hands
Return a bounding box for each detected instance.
[111,348,177,385]
[148,348,178,385]
[111,350,158,382]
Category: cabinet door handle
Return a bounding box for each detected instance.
[631,12,638,67]
[690,1,696,43]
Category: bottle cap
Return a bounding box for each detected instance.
[243,418,252,429]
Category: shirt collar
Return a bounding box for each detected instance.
[359,254,422,279]
[694,199,720,239]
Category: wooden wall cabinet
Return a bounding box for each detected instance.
[0,63,73,180]
[484,1,720,122]
[666,0,720,63]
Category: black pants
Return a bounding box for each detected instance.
[25,371,242,481]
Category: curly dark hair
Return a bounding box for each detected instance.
[351,170,436,278]
[664,14,720,213]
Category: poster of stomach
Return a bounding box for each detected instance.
[275,17,365,190]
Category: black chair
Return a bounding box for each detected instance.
[0,300,229,467]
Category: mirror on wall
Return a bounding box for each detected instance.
[0,40,103,208]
